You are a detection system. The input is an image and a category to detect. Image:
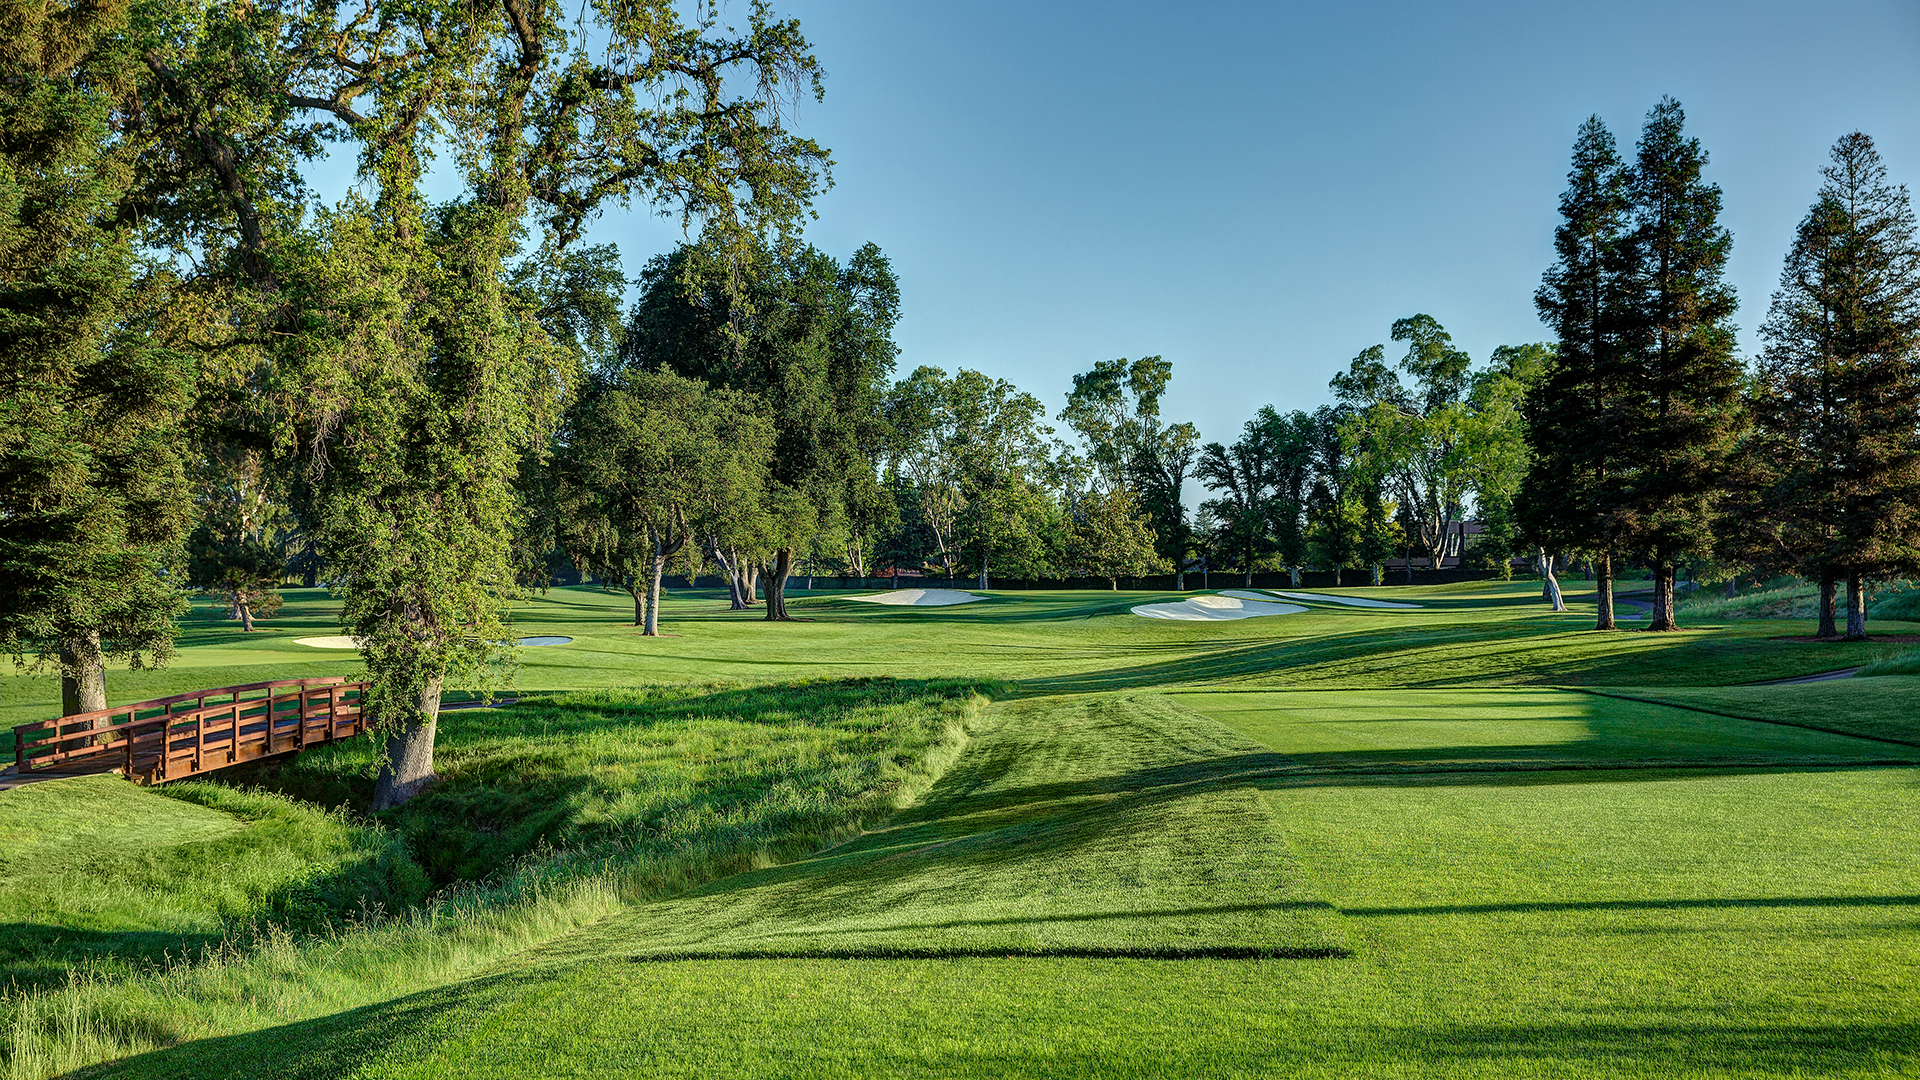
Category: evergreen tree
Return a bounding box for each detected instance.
[1618,98,1746,631]
[1523,116,1636,626]
[0,0,193,715]
[1757,132,1920,640]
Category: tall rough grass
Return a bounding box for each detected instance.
[0,679,990,1079]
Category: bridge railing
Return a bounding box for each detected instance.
[11,677,371,784]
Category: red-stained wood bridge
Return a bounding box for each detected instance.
[9,678,370,787]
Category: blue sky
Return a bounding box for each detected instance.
[326,1,1920,448]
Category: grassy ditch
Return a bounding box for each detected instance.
[0,678,991,1079]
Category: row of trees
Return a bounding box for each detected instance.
[1522,100,1920,639]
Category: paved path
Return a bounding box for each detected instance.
[1760,668,1860,686]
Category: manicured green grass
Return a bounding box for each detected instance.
[8,582,1919,732]
[1601,675,1920,745]
[1172,686,1920,769]
[5,579,1920,1078]
[75,682,1920,1079]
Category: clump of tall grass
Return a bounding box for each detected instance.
[0,679,991,1079]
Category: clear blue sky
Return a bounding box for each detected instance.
[365,0,1920,449]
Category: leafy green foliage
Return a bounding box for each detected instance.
[554,371,772,632]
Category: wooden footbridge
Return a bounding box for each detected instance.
[9,678,370,786]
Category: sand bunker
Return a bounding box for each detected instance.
[296,635,574,649]
[842,588,986,607]
[1132,594,1308,621]
[1265,590,1422,609]
[294,636,362,649]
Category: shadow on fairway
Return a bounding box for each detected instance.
[1340,894,1920,918]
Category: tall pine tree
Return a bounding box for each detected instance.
[1618,98,1745,631]
[0,0,193,715]
[1523,116,1634,629]
[1757,133,1920,640]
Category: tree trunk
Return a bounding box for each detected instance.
[1404,544,1413,584]
[628,582,645,626]
[1244,567,1252,587]
[1371,563,1383,586]
[238,600,255,632]
[1647,561,1678,632]
[764,548,793,620]
[1817,574,1838,639]
[1724,575,1738,600]
[1594,551,1616,631]
[1175,566,1185,591]
[1289,566,1300,587]
[1108,577,1117,590]
[60,631,107,716]
[371,674,441,810]
[644,550,667,636]
[1333,564,1343,587]
[978,546,989,591]
[713,543,747,610]
[1844,573,1868,641]
[1539,550,1565,612]
[745,563,760,605]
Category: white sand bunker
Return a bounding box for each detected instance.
[296,635,574,649]
[842,588,986,607]
[294,636,362,649]
[1132,593,1308,621]
[1265,590,1422,609]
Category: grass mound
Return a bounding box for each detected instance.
[0,776,424,989]
[569,693,1347,960]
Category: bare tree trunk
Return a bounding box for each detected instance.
[1244,566,1252,587]
[645,551,667,636]
[1109,577,1117,590]
[1333,564,1343,587]
[1724,575,1738,599]
[1818,574,1838,639]
[1371,563,1384,586]
[745,562,760,605]
[628,582,645,626]
[1176,565,1185,590]
[1594,551,1616,631]
[712,542,748,610]
[978,545,989,591]
[371,674,441,810]
[60,631,107,716]
[1647,561,1677,632]
[764,548,793,620]
[1844,573,1868,641]
[238,601,255,632]
[1289,566,1300,587]
[1538,550,1565,612]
